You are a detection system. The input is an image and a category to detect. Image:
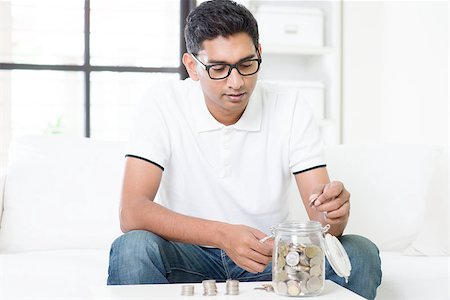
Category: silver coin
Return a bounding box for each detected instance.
[202,279,218,296]
[300,279,308,295]
[180,285,195,296]
[275,269,288,282]
[306,276,323,292]
[287,280,301,296]
[310,255,323,267]
[225,279,239,295]
[276,281,288,295]
[285,251,300,267]
[309,265,322,277]
[284,265,297,275]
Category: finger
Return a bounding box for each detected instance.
[316,196,346,212]
[250,229,274,256]
[251,239,273,257]
[324,214,348,225]
[247,249,272,266]
[322,181,344,201]
[309,183,326,204]
[241,258,267,273]
[324,201,350,219]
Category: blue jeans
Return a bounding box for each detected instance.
[108,230,382,299]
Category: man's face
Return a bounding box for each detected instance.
[186,32,261,124]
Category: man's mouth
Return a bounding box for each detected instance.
[225,92,246,101]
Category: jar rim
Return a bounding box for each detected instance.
[273,221,322,233]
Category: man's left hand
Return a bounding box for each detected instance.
[309,181,350,226]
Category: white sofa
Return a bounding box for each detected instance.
[0,135,448,299]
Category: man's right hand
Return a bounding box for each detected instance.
[219,224,274,273]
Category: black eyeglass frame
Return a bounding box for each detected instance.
[190,48,262,80]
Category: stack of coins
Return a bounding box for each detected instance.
[225,279,239,295]
[273,242,324,296]
[202,279,218,296]
[180,285,195,296]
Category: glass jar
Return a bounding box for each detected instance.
[271,221,351,297]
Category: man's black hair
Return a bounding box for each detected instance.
[184,0,259,54]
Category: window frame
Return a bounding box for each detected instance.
[0,0,196,137]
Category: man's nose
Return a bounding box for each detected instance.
[226,67,244,89]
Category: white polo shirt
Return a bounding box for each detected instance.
[127,78,325,235]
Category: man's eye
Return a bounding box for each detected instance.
[211,65,226,71]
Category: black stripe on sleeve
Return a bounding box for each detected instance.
[293,164,327,175]
[125,154,164,171]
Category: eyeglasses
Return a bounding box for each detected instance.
[190,48,262,80]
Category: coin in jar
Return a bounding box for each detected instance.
[306,276,323,292]
[287,280,301,296]
[309,265,322,277]
[275,269,288,282]
[305,245,322,258]
[285,251,300,267]
[279,242,289,257]
[277,254,286,270]
[310,255,322,267]
[276,281,288,294]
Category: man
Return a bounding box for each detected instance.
[107,0,382,299]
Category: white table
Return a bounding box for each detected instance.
[91,280,364,299]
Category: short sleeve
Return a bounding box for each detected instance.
[289,92,326,174]
[126,88,171,170]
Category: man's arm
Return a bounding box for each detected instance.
[294,167,350,236]
[119,157,273,273]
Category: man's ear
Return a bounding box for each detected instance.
[182,53,199,81]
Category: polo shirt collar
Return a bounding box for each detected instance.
[193,82,262,133]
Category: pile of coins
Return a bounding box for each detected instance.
[225,279,239,295]
[273,241,324,296]
[180,284,195,296]
[202,279,218,296]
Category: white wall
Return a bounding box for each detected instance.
[342,1,448,147]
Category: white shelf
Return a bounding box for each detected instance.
[262,45,334,56]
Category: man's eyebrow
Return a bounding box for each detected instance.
[207,54,257,64]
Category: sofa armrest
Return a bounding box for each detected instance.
[0,167,6,225]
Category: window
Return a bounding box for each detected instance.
[0,0,195,166]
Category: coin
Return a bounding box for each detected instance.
[300,279,308,294]
[276,281,288,294]
[279,242,289,257]
[202,279,218,296]
[284,265,297,275]
[310,255,322,267]
[225,279,239,295]
[292,264,310,273]
[305,245,321,258]
[285,251,300,266]
[307,276,323,292]
[275,269,288,282]
[298,253,310,266]
[309,265,322,277]
[180,285,194,296]
[287,280,301,296]
[277,254,286,270]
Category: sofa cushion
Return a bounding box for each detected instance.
[0,135,125,252]
[404,148,449,255]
